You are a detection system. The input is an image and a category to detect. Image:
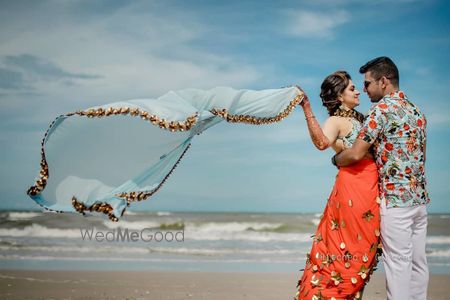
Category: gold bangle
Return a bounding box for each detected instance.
[305,115,315,119]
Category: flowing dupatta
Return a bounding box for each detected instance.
[27,86,305,221]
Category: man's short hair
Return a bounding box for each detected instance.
[359,56,399,87]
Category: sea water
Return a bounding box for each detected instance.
[0,211,449,274]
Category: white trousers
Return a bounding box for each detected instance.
[380,201,429,300]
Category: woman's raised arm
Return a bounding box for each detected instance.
[300,96,339,151]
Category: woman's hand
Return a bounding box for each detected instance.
[300,95,310,109]
[295,86,310,109]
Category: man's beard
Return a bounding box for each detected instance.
[370,94,383,102]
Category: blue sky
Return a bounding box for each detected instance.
[1,0,449,213]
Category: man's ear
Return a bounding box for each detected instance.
[380,76,387,89]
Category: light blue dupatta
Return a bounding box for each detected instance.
[27,86,304,221]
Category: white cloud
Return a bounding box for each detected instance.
[284,10,350,38]
[0,1,270,135]
[0,1,263,109]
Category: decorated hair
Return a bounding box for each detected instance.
[320,71,364,123]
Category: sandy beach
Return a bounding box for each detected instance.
[0,270,448,300]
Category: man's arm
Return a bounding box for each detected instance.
[333,101,386,167]
[333,138,372,167]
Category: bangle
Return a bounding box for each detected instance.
[305,115,315,120]
[331,154,338,166]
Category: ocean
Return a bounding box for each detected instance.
[0,211,449,274]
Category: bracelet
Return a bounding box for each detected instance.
[331,154,338,166]
[305,115,315,120]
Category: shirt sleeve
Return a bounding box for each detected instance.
[357,103,387,144]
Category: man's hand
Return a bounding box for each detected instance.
[334,139,372,166]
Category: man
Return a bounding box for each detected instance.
[332,56,430,300]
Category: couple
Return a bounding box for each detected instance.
[26,54,428,299]
[295,57,430,300]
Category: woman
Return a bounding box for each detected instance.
[295,71,381,300]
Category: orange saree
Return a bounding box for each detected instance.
[296,159,381,300]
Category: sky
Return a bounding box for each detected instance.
[0,0,449,214]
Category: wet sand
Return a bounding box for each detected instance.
[0,269,448,299]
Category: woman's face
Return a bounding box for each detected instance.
[340,79,360,109]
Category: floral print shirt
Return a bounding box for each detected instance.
[358,91,430,208]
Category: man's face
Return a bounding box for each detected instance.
[363,71,383,102]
